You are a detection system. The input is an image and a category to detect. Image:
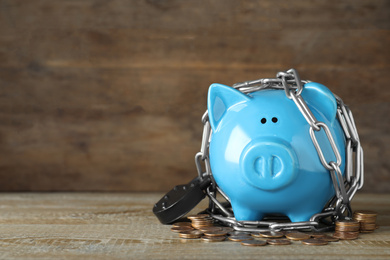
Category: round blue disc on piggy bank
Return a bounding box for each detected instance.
[207,82,345,222]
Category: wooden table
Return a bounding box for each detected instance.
[0,193,388,259]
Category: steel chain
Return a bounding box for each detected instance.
[195,69,364,232]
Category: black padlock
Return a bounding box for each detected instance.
[153,176,211,224]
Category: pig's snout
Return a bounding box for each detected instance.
[240,137,298,191]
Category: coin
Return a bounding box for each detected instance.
[172,222,192,227]
[187,214,210,220]
[228,236,253,242]
[241,240,267,247]
[251,232,264,238]
[191,219,214,229]
[354,210,378,217]
[266,239,291,245]
[301,238,328,246]
[353,211,378,232]
[192,223,214,229]
[228,231,251,236]
[191,220,213,225]
[321,235,339,242]
[179,230,204,239]
[203,230,228,237]
[198,226,223,232]
[220,227,234,232]
[171,226,194,233]
[201,236,226,242]
[335,220,360,232]
[310,233,327,238]
[333,231,359,240]
[260,231,284,238]
[285,232,311,241]
[191,218,213,222]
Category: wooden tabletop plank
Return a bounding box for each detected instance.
[0,192,388,259]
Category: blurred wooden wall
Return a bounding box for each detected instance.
[0,0,388,192]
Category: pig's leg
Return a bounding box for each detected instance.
[231,201,264,221]
[287,211,317,223]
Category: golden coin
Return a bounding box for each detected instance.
[321,235,339,242]
[354,210,378,217]
[336,219,360,224]
[354,214,377,220]
[335,226,360,232]
[360,222,377,230]
[201,236,226,242]
[198,226,223,232]
[285,232,311,241]
[191,218,213,222]
[187,214,210,220]
[191,222,213,226]
[335,220,360,232]
[192,225,214,229]
[171,226,194,233]
[220,227,234,232]
[191,219,213,224]
[228,231,251,236]
[203,230,228,237]
[260,231,284,238]
[196,213,211,218]
[266,239,291,245]
[191,217,212,221]
[191,219,214,229]
[251,232,263,238]
[310,233,327,238]
[241,240,267,246]
[336,219,360,226]
[301,238,328,246]
[228,236,253,242]
[333,231,359,240]
[172,222,192,227]
[178,230,204,239]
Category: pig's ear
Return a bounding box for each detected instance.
[207,83,250,131]
[301,82,337,123]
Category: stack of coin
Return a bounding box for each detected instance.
[187,214,214,229]
[301,238,328,246]
[178,230,204,239]
[259,231,285,239]
[353,210,378,233]
[266,239,291,245]
[333,219,360,240]
[202,230,227,242]
[228,233,252,242]
[169,211,379,246]
[285,232,311,241]
[170,225,193,233]
[171,214,227,242]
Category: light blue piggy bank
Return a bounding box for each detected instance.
[208,82,345,222]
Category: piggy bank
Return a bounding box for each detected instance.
[208,82,345,222]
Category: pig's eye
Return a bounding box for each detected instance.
[272,117,278,123]
[261,118,267,124]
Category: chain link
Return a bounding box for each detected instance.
[195,69,364,231]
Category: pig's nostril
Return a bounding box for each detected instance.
[261,118,267,124]
[272,117,278,123]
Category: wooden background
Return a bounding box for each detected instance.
[0,0,388,192]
